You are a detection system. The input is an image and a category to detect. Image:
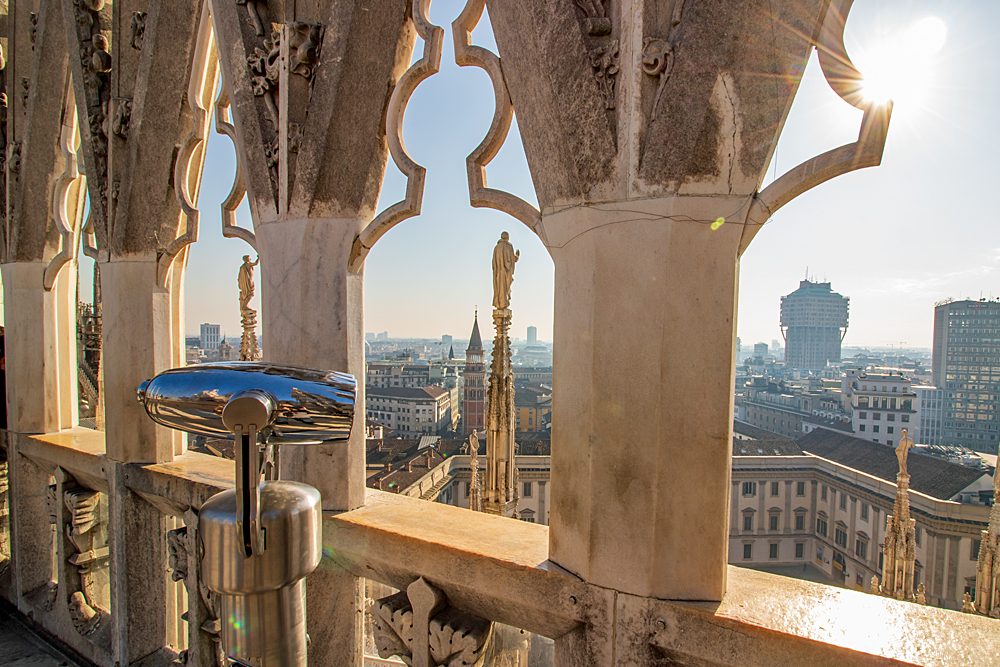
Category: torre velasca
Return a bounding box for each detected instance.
[780,280,850,370]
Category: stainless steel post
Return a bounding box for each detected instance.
[138,362,356,667]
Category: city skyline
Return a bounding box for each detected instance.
[70,0,1000,351]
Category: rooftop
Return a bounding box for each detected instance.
[798,430,990,500]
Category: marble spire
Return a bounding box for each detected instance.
[974,464,1000,617]
[882,429,916,601]
[468,430,483,513]
[483,233,519,517]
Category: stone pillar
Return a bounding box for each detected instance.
[258,220,367,511]
[1,263,78,434]
[100,259,181,463]
[546,198,741,600]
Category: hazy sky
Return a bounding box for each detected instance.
[74,0,1000,352]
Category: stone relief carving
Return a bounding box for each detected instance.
[90,34,113,75]
[288,122,304,153]
[574,0,611,36]
[68,0,113,257]
[167,527,188,582]
[63,486,107,636]
[20,77,28,107]
[168,524,224,667]
[30,13,38,50]
[130,12,146,50]
[288,22,322,79]
[642,0,687,120]
[7,142,21,175]
[236,0,266,37]
[370,577,493,667]
[574,0,620,110]
[248,30,280,128]
[590,39,619,110]
[112,98,132,139]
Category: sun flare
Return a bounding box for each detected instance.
[859,16,948,105]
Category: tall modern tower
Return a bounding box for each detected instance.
[933,299,1000,454]
[779,280,849,369]
[527,326,537,346]
[463,312,486,434]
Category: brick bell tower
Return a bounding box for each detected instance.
[463,311,486,434]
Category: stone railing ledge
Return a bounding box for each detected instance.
[326,489,1000,667]
[125,450,234,517]
[13,429,108,492]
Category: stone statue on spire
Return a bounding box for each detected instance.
[895,428,913,478]
[492,232,519,310]
[882,428,917,601]
[238,255,261,361]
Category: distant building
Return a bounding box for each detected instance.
[512,367,553,384]
[932,299,1000,454]
[842,371,918,447]
[199,323,220,350]
[463,313,486,434]
[442,334,453,346]
[780,280,849,369]
[515,385,551,432]
[376,331,389,341]
[916,386,944,446]
[527,326,537,346]
[366,386,454,436]
[754,342,768,358]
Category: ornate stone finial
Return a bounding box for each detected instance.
[868,575,880,595]
[492,232,518,310]
[895,428,913,479]
[239,255,260,361]
[962,592,976,613]
[916,582,926,605]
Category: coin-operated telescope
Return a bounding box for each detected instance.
[137,362,356,667]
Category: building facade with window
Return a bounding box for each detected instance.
[932,299,1000,454]
[199,322,220,350]
[366,386,454,435]
[916,386,945,446]
[779,280,850,370]
[731,429,992,609]
[842,370,919,447]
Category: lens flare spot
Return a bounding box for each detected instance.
[711,217,725,230]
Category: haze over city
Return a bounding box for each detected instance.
[68,0,1000,352]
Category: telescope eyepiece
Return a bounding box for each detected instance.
[223,389,277,435]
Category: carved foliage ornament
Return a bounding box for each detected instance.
[574,0,620,110]
[112,98,132,139]
[371,577,492,667]
[130,12,146,50]
[642,0,688,120]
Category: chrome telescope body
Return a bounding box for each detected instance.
[137,362,356,667]
[137,361,355,444]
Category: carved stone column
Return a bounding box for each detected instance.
[210,2,416,665]
[3,1,81,436]
[479,0,891,613]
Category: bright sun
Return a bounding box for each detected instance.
[859,16,948,105]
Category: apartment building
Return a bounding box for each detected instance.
[842,370,919,447]
[932,299,1000,453]
[366,386,454,435]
